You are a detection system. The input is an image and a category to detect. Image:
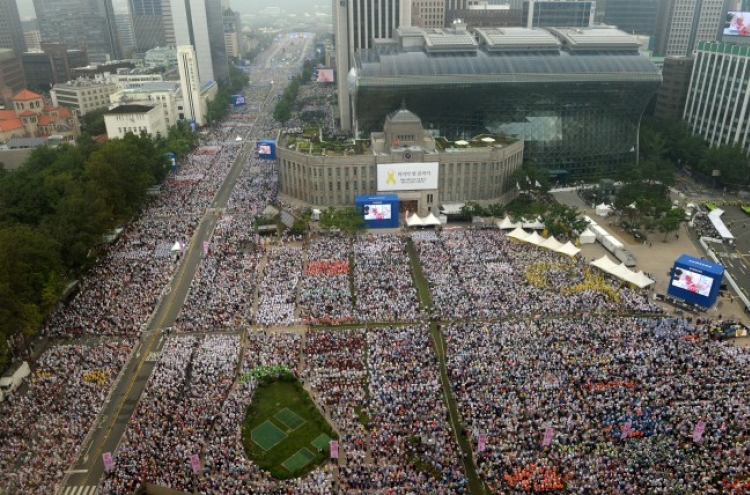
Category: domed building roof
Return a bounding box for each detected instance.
[386,102,421,124]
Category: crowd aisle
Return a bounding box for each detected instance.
[299,235,355,325]
[445,317,750,493]
[305,326,469,494]
[412,229,662,320]
[353,235,421,322]
[0,340,133,493]
[102,334,239,494]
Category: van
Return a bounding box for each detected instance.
[0,361,30,395]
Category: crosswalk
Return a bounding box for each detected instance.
[62,486,99,495]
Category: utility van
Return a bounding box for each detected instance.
[0,361,30,395]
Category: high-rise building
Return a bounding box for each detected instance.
[171,0,228,82]
[115,13,135,58]
[333,0,411,131]
[24,30,42,51]
[412,0,446,29]
[33,0,122,64]
[177,44,205,124]
[21,43,88,92]
[0,49,25,103]
[655,56,694,119]
[522,0,596,28]
[0,0,26,54]
[127,0,168,55]
[223,8,242,59]
[684,41,750,150]
[602,0,660,36]
[654,0,724,57]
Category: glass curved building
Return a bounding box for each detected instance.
[348,26,662,178]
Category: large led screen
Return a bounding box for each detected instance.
[724,12,750,36]
[363,204,392,221]
[671,267,714,297]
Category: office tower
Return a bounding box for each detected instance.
[0,0,27,54]
[445,2,523,28]
[33,0,122,64]
[115,13,135,58]
[602,0,659,36]
[684,41,750,150]
[333,0,411,131]
[654,56,694,119]
[163,0,176,47]
[654,0,724,57]
[21,43,88,92]
[223,8,242,58]
[171,0,227,82]
[128,0,168,54]
[0,49,25,102]
[177,45,205,124]
[412,0,446,29]
[522,0,596,28]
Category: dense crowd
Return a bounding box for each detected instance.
[445,317,750,493]
[299,236,355,325]
[255,246,303,326]
[0,340,133,493]
[305,326,469,493]
[412,229,662,320]
[102,334,240,494]
[353,235,421,322]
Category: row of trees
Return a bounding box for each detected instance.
[273,67,315,123]
[0,122,199,369]
[207,66,251,123]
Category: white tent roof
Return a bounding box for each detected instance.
[523,231,545,245]
[406,213,424,227]
[521,216,545,230]
[171,241,184,252]
[707,208,735,239]
[610,263,634,280]
[633,271,656,289]
[580,228,596,239]
[422,212,442,226]
[556,241,581,257]
[506,227,529,240]
[539,236,563,251]
[496,216,518,230]
[591,255,619,272]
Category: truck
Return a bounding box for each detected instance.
[0,361,31,395]
[601,235,636,266]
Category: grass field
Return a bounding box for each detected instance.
[242,374,338,479]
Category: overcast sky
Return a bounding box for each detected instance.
[15,0,329,18]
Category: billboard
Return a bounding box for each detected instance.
[667,254,724,307]
[316,68,335,83]
[377,162,439,191]
[724,11,750,36]
[356,194,399,228]
[230,94,246,106]
[257,139,277,160]
[364,203,391,220]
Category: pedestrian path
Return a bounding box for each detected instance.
[62,486,98,495]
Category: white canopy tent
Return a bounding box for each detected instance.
[539,236,563,251]
[521,217,545,230]
[496,216,518,230]
[523,231,545,246]
[171,241,185,252]
[707,208,735,240]
[579,229,596,244]
[596,203,614,217]
[406,213,424,227]
[590,255,655,288]
[422,212,442,226]
[556,241,580,257]
[507,227,530,240]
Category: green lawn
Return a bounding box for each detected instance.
[242,375,338,479]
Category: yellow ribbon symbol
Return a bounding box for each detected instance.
[386,170,397,185]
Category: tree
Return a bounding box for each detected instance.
[658,208,685,242]
[320,207,366,233]
[79,107,108,136]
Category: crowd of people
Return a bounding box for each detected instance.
[412,229,662,320]
[445,317,750,493]
[299,236,355,325]
[102,334,240,494]
[255,246,304,326]
[353,235,421,322]
[0,340,133,493]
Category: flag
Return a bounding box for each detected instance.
[478,433,487,452]
[542,427,554,446]
[190,454,201,474]
[330,440,339,459]
[693,421,706,442]
[620,421,632,439]
[203,241,209,256]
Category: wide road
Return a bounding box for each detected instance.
[62,78,280,493]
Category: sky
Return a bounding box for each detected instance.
[15,0,329,18]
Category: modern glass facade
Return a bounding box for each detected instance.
[350,28,662,179]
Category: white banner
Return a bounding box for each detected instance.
[377,162,438,191]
